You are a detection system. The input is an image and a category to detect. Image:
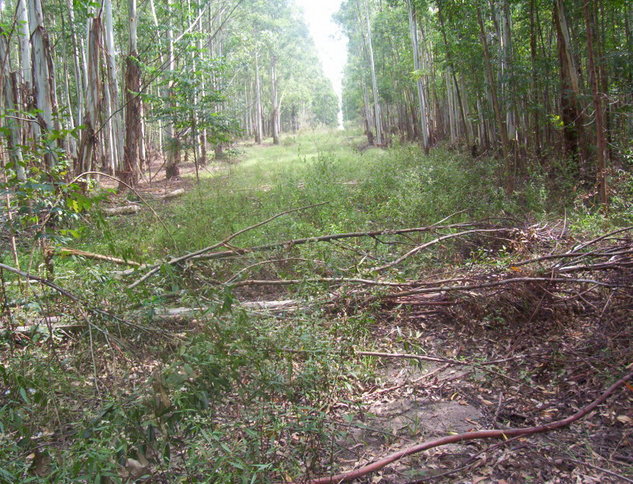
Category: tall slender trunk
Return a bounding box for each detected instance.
[165,1,180,179]
[254,53,263,144]
[437,2,469,146]
[103,0,123,174]
[77,16,102,174]
[118,0,141,187]
[528,0,541,158]
[476,6,509,157]
[17,0,30,91]
[27,0,55,168]
[583,0,608,205]
[364,0,382,145]
[553,0,588,174]
[63,0,84,131]
[270,54,280,145]
[499,0,516,143]
[1,33,26,181]
[407,0,429,153]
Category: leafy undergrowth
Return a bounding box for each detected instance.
[1,130,632,482]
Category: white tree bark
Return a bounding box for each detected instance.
[103,0,123,173]
[27,0,55,168]
[363,0,382,145]
[78,16,102,173]
[407,0,430,153]
[254,52,263,144]
[17,0,31,90]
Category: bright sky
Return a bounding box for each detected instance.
[294,0,347,102]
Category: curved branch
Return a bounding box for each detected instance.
[128,202,329,289]
[294,370,633,484]
[370,228,509,272]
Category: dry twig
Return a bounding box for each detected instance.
[293,370,633,483]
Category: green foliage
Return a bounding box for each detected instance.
[0,123,100,253]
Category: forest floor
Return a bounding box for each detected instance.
[1,129,632,483]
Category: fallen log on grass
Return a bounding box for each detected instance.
[147,300,302,321]
[159,188,185,200]
[102,205,141,216]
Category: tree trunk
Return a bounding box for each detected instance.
[77,16,102,174]
[407,0,430,153]
[437,2,470,146]
[254,52,263,144]
[528,0,541,159]
[0,35,27,181]
[27,0,55,168]
[270,54,280,145]
[364,0,382,145]
[17,0,31,91]
[118,0,141,187]
[476,6,509,158]
[553,0,589,176]
[164,1,179,179]
[583,0,608,205]
[103,0,123,174]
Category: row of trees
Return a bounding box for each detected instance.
[336,0,632,203]
[0,0,339,187]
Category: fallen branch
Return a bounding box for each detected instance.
[293,369,633,483]
[56,248,142,267]
[159,188,185,200]
[0,262,156,333]
[188,222,477,263]
[370,228,509,272]
[281,347,537,368]
[128,202,330,289]
[226,277,416,288]
[147,300,302,321]
[128,220,479,288]
[389,276,627,299]
[102,205,141,216]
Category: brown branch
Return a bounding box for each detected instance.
[0,262,155,333]
[293,370,633,484]
[128,202,330,289]
[370,228,509,272]
[185,222,478,263]
[226,278,416,288]
[514,246,633,268]
[281,348,539,368]
[56,248,142,267]
[389,276,626,299]
[513,227,632,267]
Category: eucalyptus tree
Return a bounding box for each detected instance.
[336,0,384,145]
[336,0,632,203]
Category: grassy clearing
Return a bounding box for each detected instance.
[79,129,531,265]
[1,129,631,482]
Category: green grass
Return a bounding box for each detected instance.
[2,128,632,482]
[77,129,523,266]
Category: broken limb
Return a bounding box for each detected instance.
[0,262,156,333]
[56,248,142,267]
[128,220,479,288]
[370,228,510,272]
[389,275,626,299]
[128,202,329,289]
[293,369,633,484]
